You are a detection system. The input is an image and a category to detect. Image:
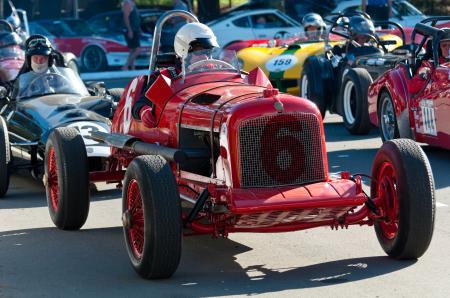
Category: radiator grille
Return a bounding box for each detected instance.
[238,113,325,187]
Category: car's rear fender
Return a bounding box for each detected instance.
[369,65,413,138]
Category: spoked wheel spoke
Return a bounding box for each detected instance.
[377,161,399,240]
[47,147,59,211]
[126,179,145,260]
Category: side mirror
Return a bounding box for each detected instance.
[0,86,8,99]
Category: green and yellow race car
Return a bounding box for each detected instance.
[237,16,403,97]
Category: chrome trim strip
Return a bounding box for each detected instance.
[180,193,196,204]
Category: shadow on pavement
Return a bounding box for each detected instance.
[0,226,415,297]
[0,173,120,210]
[323,122,379,143]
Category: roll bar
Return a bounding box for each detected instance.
[148,10,199,73]
[374,21,406,44]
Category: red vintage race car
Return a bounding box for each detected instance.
[43,11,435,279]
[368,17,450,148]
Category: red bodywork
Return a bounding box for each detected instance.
[368,60,450,149]
[224,34,344,52]
[52,37,122,56]
[96,67,382,236]
[0,45,24,81]
[51,37,140,57]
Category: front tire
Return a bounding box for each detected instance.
[45,127,90,230]
[340,68,372,135]
[0,116,10,198]
[123,155,182,279]
[371,139,435,259]
[378,91,400,142]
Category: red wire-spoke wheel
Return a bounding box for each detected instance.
[376,161,399,240]
[47,147,59,212]
[371,139,435,259]
[124,179,144,260]
[122,155,182,279]
[44,127,90,230]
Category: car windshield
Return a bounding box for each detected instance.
[0,45,24,60]
[392,1,423,17]
[182,49,240,77]
[16,66,90,99]
[287,31,332,44]
[64,19,96,36]
[38,21,74,37]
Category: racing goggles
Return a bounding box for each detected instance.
[28,38,52,50]
[188,38,218,53]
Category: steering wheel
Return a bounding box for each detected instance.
[187,59,235,72]
[25,73,71,97]
[346,34,388,53]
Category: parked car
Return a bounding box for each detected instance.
[208,9,302,47]
[29,19,151,72]
[44,11,435,280]
[327,0,426,27]
[368,17,450,148]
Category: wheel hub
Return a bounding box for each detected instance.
[122,209,133,228]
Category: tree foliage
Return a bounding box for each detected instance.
[410,0,450,16]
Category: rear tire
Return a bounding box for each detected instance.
[0,116,10,198]
[123,155,182,279]
[45,127,90,230]
[371,139,435,259]
[340,68,372,135]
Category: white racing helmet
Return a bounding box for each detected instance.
[302,13,326,30]
[174,22,219,59]
[302,13,326,39]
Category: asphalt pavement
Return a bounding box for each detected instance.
[1,83,449,297]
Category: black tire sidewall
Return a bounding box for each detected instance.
[340,68,372,134]
[0,116,10,198]
[123,155,182,279]
[371,140,435,258]
[45,128,90,230]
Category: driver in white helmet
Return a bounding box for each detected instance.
[132,22,219,126]
[302,13,326,41]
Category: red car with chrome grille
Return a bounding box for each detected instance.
[43,11,436,280]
